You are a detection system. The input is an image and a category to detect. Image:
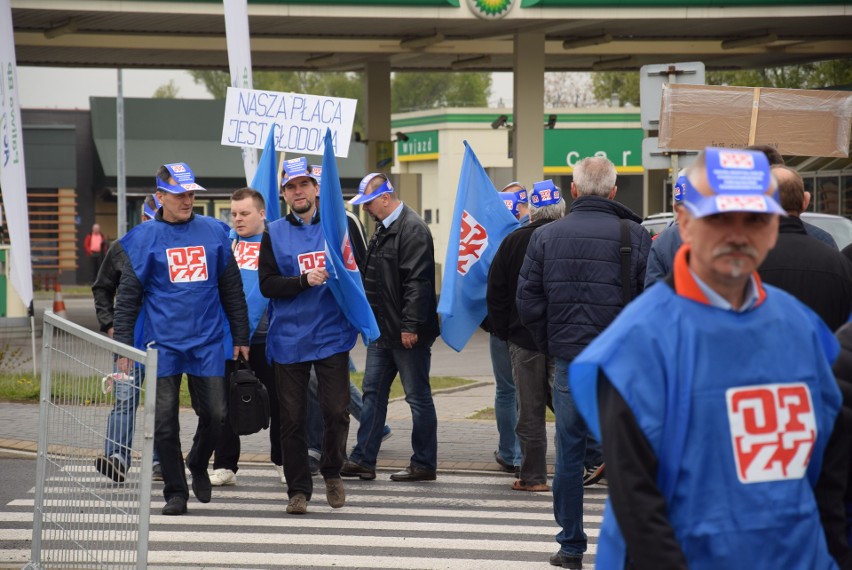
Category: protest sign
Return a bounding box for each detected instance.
[221,87,357,158]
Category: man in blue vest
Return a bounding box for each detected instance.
[258,157,355,515]
[209,187,282,487]
[570,147,850,569]
[113,163,250,516]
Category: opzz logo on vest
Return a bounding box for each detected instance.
[166,246,208,283]
[457,210,488,276]
[234,241,260,271]
[298,251,326,274]
[726,383,816,484]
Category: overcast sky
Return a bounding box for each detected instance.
[18,67,514,110]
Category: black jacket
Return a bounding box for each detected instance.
[113,212,250,348]
[363,204,439,348]
[832,322,852,539]
[516,196,651,360]
[91,241,131,333]
[486,218,553,350]
[759,215,852,332]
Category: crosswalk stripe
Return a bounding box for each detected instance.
[0,507,602,523]
[0,549,598,568]
[8,471,603,568]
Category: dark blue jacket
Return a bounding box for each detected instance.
[516,195,651,361]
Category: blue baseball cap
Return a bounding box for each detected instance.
[683,147,785,218]
[673,174,689,204]
[281,157,318,187]
[530,179,562,207]
[499,191,520,217]
[156,162,207,194]
[349,173,394,205]
[501,182,527,204]
[142,193,161,220]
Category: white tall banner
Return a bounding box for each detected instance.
[0,0,33,309]
[223,0,258,184]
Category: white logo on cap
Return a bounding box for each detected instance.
[170,164,187,173]
[180,183,202,191]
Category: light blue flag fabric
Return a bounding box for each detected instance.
[250,125,280,222]
[318,129,381,345]
[438,141,519,351]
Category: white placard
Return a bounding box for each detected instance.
[221,87,356,158]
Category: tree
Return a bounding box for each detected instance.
[591,59,852,108]
[189,70,230,99]
[707,59,852,89]
[544,72,596,108]
[591,71,640,107]
[152,79,180,99]
[391,72,491,113]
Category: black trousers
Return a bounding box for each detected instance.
[275,351,350,501]
[213,342,281,472]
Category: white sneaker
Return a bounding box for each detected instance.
[275,464,285,484]
[209,468,236,487]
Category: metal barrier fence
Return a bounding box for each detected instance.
[27,311,157,569]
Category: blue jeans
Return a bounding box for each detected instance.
[104,371,159,468]
[156,374,227,501]
[490,334,521,467]
[350,342,437,471]
[552,358,588,557]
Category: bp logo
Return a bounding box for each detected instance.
[466,0,514,20]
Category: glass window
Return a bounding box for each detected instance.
[843,176,852,218]
[816,176,841,215]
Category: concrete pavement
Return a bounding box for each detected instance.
[0,295,557,473]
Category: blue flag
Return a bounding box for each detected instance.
[438,141,519,351]
[318,129,381,344]
[251,125,280,222]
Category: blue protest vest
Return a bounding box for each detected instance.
[233,232,267,340]
[265,218,357,364]
[571,280,841,570]
[120,215,233,377]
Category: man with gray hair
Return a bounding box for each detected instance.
[487,179,565,492]
[517,157,650,569]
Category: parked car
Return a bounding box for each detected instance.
[641,213,674,237]
[641,211,852,250]
[800,212,852,250]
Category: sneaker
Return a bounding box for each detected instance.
[95,455,126,483]
[583,463,605,487]
[210,468,237,487]
[381,425,393,441]
[274,464,285,484]
[308,455,320,476]
[151,463,163,482]
[325,477,345,508]
[161,496,187,516]
[286,493,308,515]
[549,550,582,569]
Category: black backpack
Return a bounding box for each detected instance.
[227,359,270,436]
